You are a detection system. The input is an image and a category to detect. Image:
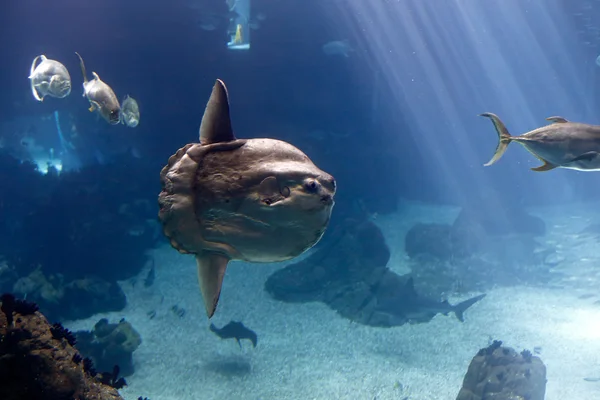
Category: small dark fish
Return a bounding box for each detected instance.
[480,112,600,172]
[144,259,156,288]
[209,321,257,348]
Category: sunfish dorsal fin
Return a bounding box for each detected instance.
[196,251,230,318]
[199,79,236,144]
[546,116,569,123]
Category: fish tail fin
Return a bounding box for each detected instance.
[75,52,88,83]
[209,323,218,333]
[453,294,486,322]
[479,112,513,166]
[29,55,43,102]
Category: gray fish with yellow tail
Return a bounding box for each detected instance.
[158,79,336,318]
[75,52,121,125]
[480,112,600,172]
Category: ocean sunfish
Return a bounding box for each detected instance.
[29,55,72,102]
[158,79,336,318]
[75,52,121,125]
[480,112,600,171]
[120,95,140,128]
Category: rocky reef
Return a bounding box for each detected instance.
[76,318,142,377]
[265,218,484,326]
[404,205,558,297]
[0,150,161,320]
[0,293,124,400]
[456,340,547,400]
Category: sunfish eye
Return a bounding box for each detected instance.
[305,180,318,192]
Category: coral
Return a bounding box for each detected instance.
[0,293,124,400]
[76,318,142,377]
[457,342,546,400]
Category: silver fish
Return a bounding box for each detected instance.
[120,95,140,128]
[75,52,120,125]
[29,55,71,102]
[480,112,600,172]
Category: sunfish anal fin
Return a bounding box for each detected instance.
[196,252,230,318]
[531,160,557,172]
[199,79,236,145]
[545,116,569,124]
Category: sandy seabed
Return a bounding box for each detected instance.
[66,202,600,400]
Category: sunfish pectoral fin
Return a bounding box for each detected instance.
[196,252,230,318]
[531,160,557,172]
[479,112,512,166]
[199,79,236,145]
[546,116,569,124]
[258,176,286,204]
[569,151,600,163]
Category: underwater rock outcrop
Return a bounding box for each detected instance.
[12,268,127,321]
[404,205,555,296]
[456,340,547,400]
[75,318,142,377]
[264,218,484,326]
[0,293,124,400]
[0,150,160,285]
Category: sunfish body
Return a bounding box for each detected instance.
[158,79,336,318]
[75,52,121,125]
[120,95,140,128]
[481,112,600,171]
[29,55,72,101]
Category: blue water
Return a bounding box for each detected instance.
[2,0,600,399]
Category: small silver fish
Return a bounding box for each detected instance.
[120,95,140,128]
[75,52,121,125]
[29,55,72,102]
[480,113,600,172]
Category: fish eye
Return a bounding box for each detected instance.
[305,180,319,192]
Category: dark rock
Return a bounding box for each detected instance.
[265,219,484,327]
[75,318,142,377]
[0,150,160,284]
[456,343,547,400]
[405,223,453,259]
[453,206,546,237]
[12,271,127,321]
[0,295,124,400]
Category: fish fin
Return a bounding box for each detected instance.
[570,151,600,163]
[236,338,242,349]
[453,294,486,322]
[196,252,230,318]
[88,101,99,112]
[531,160,557,172]
[92,72,100,81]
[30,55,43,101]
[259,176,285,204]
[546,116,569,123]
[75,52,88,84]
[40,55,47,61]
[249,331,257,347]
[199,79,236,144]
[479,112,513,166]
